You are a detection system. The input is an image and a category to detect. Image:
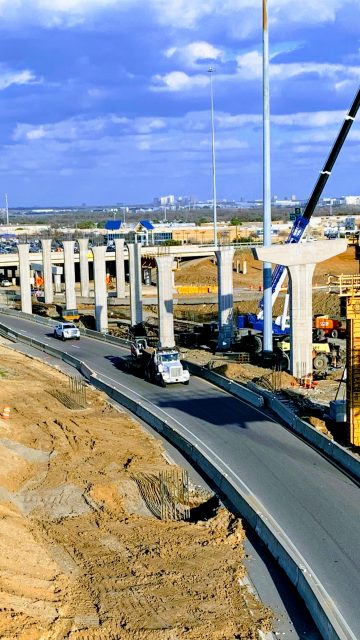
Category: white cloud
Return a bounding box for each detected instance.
[272,111,346,127]
[236,50,360,83]
[151,71,208,92]
[13,116,107,142]
[0,0,353,29]
[164,41,224,68]
[134,118,166,133]
[0,67,40,90]
[0,0,122,26]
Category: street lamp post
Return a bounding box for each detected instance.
[208,67,218,249]
[262,0,273,355]
[5,193,9,226]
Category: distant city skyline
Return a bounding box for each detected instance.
[0,1,359,206]
[4,191,360,213]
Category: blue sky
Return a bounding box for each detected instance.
[1,0,360,207]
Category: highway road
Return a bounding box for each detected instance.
[1,311,360,637]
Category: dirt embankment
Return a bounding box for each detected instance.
[0,346,272,639]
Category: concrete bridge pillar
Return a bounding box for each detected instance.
[155,255,175,348]
[91,244,108,333]
[115,238,125,298]
[78,237,89,298]
[253,239,347,377]
[41,238,53,304]
[127,243,143,326]
[216,246,235,351]
[54,273,62,293]
[17,243,32,314]
[62,240,77,310]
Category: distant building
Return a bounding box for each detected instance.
[274,198,301,207]
[153,195,175,207]
[343,195,360,206]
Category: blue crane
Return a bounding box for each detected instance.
[255,86,360,327]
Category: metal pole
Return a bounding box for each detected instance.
[262,0,273,354]
[208,67,218,249]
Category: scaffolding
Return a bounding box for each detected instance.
[337,275,360,446]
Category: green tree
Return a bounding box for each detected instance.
[77,221,96,229]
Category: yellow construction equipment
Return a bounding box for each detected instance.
[336,275,360,446]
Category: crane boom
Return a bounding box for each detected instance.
[259,85,360,315]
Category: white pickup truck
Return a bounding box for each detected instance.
[53,322,80,341]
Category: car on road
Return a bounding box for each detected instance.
[0,279,11,287]
[53,322,80,341]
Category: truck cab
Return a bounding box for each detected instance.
[154,348,190,386]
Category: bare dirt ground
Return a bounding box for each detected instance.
[175,245,359,290]
[174,246,358,319]
[0,345,272,639]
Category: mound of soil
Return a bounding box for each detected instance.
[0,344,273,639]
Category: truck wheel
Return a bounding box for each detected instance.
[316,329,325,338]
[277,352,290,372]
[160,378,167,388]
[252,335,262,354]
[61,335,65,341]
[183,380,190,385]
[313,354,328,371]
[331,330,338,338]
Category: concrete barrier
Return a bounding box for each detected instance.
[246,381,360,484]
[0,306,131,348]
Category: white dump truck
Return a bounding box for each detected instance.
[121,338,190,386]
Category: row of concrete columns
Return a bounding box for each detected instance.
[16,239,143,335]
[16,238,347,376]
[39,238,125,307]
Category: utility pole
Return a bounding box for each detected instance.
[208,67,218,249]
[5,194,9,226]
[262,0,273,356]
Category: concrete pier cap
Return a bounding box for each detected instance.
[252,239,347,267]
[252,239,347,377]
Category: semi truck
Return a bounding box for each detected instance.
[120,338,190,387]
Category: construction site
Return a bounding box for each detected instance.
[0,342,274,639]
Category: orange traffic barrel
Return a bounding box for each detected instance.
[2,406,10,419]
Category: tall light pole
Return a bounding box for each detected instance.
[262,0,273,355]
[208,67,218,248]
[5,193,9,226]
